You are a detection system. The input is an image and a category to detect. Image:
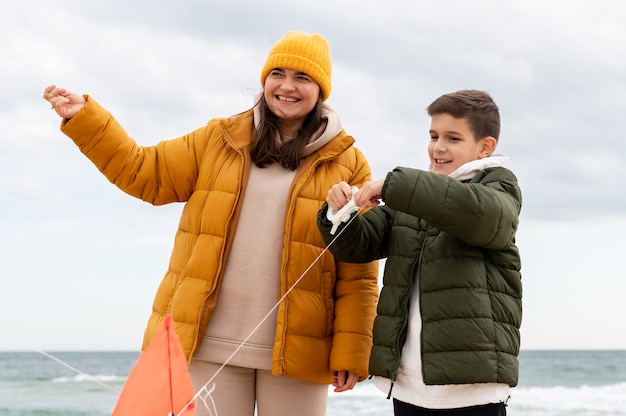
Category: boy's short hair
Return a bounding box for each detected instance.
[427,89,500,141]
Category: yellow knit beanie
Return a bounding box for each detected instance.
[260,31,332,101]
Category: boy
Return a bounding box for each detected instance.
[317,90,522,416]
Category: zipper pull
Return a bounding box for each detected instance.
[386,380,395,399]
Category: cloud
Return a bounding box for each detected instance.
[2,0,626,350]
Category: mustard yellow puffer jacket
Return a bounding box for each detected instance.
[60,96,379,384]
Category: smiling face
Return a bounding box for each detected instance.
[263,68,321,136]
[428,113,496,176]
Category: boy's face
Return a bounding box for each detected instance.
[428,113,496,176]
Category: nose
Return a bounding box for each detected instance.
[433,139,446,153]
[282,78,297,91]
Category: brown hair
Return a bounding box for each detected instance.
[250,94,325,170]
[427,89,500,141]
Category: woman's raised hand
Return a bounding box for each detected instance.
[43,85,86,119]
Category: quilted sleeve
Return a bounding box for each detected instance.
[383,166,522,249]
[60,95,211,205]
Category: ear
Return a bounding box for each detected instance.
[479,136,497,158]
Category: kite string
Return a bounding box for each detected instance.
[33,349,120,394]
[2,39,123,396]
[1,37,48,87]
[5,36,370,414]
[176,208,364,416]
[22,209,362,416]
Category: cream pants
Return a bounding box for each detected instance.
[188,359,329,416]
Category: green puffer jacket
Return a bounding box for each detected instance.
[318,165,522,387]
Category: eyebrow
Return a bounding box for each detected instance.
[272,68,310,77]
[430,129,465,136]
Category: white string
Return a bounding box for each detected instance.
[176,208,364,416]
[195,384,218,416]
[4,35,368,415]
[33,349,120,394]
[2,37,121,399]
[26,207,364,416]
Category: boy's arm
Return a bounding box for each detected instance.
[317,203,393,263]
[382,166,521,249]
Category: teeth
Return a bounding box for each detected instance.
[278,96,298,102]
[435,159,450,163]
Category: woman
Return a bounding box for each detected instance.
[43,31,378,416]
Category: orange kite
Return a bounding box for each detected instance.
[112,314,196,415]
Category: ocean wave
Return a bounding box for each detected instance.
[327,381,626,414]
[51,374,126,383]
[511,383,626,413]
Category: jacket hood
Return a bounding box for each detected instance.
[430,154,509,181]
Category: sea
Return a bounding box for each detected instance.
[1,350,625,416]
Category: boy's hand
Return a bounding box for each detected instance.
[354,179,384,208]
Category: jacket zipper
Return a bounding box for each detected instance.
[277,164,315,375]
[276,151,344,375]
[387,224,429,399]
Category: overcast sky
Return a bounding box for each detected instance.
[1,0,625,352]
